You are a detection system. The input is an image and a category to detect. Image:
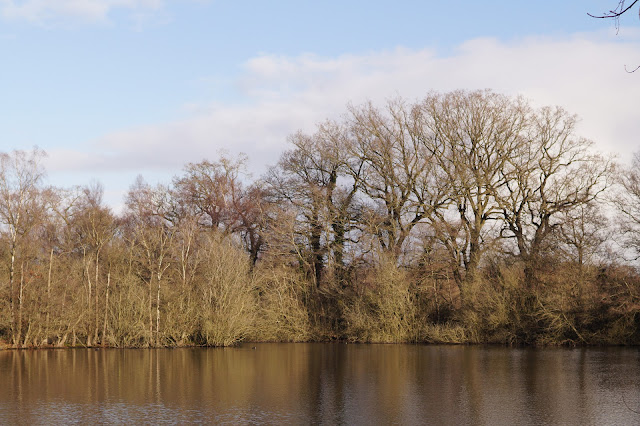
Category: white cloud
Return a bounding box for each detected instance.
[0,0,163,24]
[44,31,640,209]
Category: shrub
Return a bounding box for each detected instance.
[250,265,311,342]
[343,255,419,343]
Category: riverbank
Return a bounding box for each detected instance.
[2,237,639,349]
[1,313,637,349]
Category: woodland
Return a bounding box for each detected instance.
[1,90,639,348]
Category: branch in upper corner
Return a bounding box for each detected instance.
[587,0,640,19]
[589,1,640,71]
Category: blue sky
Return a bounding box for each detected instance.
[1,0,638,210]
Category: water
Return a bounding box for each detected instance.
[1,344,639,425]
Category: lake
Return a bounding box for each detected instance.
[1,344,639,424]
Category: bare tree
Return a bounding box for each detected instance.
[172,154,267,265]
[616,152,640,259]
[172,154,247,230]
[267,121,359,286]
[348,99,444,261]
[229,183,269,267]
[497,106,613,288]
[124,177,174,346]
[69,182,116,345]
[418,90,528,293]
[0,148,48,345]
[557,201,609,268]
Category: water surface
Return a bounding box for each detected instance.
[1,344,639,424]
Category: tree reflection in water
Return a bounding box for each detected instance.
[1,344,639,424]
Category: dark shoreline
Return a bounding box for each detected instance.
[2,340,639,350]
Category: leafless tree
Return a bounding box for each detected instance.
[0,148,48,345]
[557,201,609,268]
[172,154,266,265]
[418,90,528,294]
[69,182,116,345]
[229,183,269,267]
[267,121,359,286]
[124,177,174,346]
[348,99,446,261]
[172,154,247,230]
[616,152,640,259]
[497,107,613,288]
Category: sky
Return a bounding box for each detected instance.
[1,0,639,211]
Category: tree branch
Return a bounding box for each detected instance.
[588,0,639,18]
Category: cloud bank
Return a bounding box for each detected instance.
[41,31,640,210]
[50,32,638,172]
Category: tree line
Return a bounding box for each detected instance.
[1,90,639,347]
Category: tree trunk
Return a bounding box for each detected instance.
[17,261,24,347]
[84,251,92,344]
[148,276,153,347]
[464,227,482,284]
[102,271,110,346]
[94,252,100,345]
[156,273,161,347]
[46,248,53,336]
[310,211,324,287]
[9,242,16,345]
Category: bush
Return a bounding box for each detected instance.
[191,233,255,346]
[343,256,420,343]
[250,265,311,342]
